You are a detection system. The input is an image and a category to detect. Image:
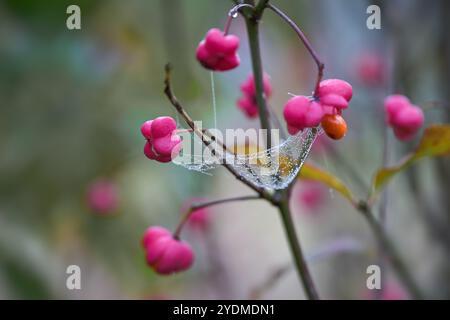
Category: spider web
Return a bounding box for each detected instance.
[172,127,320,190]
[171,73,319,190]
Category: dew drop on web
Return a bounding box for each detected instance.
[172,128,321,190]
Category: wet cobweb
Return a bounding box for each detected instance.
[172,72,320,190]
[173,127,320,190]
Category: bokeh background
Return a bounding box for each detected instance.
[0,0,449,299]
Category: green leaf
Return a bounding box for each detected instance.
[299,163,357,206]
[371,125,450,198]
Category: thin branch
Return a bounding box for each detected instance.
[174,195,262,237]
[176,128,235,155]
[224,3,255,35]
[357,202,424,299]
[250,264,291,299]
[163,64,273,201]
[176,128,207,134]
[266,3,325,95]
[267,103,287,140]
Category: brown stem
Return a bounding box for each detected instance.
[174,195,262,238]
[176,128,208,134]
[266,3,324,95]
[250,236,363,298]
[357,202,424,299]
[224,13,234,35]
[164,64,273,201]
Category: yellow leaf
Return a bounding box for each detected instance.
[299,163,357,205]
[413,125,450,159]
[371,125,450,197]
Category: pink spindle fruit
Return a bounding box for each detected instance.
[282,78,353,139]
[356,52,386,86]
[318,79,353,103]
[384,94,411,125]
[384,94,424,141]
[196,28,240,71]
[237,96,259,118]
[392,106,424,141]
[87,179,119,214]
[142,226,194,275]
[283,96,324,134]
[295,180,326,212]
[140,116,182,163]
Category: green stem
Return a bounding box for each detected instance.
[254,0,269,18]
[242,1,318,299]
[278,193,320,299]
[376,124,390,299]
[244,13,272,149]
[360,205,424,299]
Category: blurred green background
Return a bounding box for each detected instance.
[0,0,449,299]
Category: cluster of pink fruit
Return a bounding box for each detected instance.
[142,201,210,275]
[87,179,119,214]
[196,28,352,140]
[139,27,353,275]
[284,79,352,139]
[384,94,424,141]
[141,116,182,163]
